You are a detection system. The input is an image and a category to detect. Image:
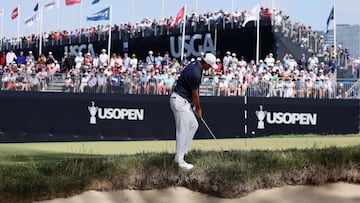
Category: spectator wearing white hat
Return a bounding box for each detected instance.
[264,53,275,67]
[75,52,84,70]
[146,50,155,70]
[99,48,109,66]
[222,51,232,73]
[26,51,35,63]
[230,53,238,69]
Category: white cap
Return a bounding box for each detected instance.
[148,50,153,55]
[203,53,217,69]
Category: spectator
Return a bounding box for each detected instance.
[16,51,26,65]
[146,74,157,94]
[222,51,232,73]
[99,49,109,66]
[6,49,17,66]
[63,52,75,75]
[336,83,346,99]
[122,52,131,72]
[110,71,122,93]
[74,52,84,70]
[29,72,40,91]
[87,72,97,92]
[97,69,107,93]
[146,50,155,69]
[38,53,47,65]
[264,53,275,67]
[92,53,100,70]
[227,76,240,96]
[79,72,89,93]
[130,54,138,73]
[298,53,307,70]
[83,53,93,71]
[64,74,74,92]
[45,52,55,65]
[25,51,35,63]
[0,52,6,67]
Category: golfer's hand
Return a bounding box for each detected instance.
[194,108,202,118]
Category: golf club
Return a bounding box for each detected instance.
[200,116,228,153]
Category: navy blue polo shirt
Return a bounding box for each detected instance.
[174,61,202,102]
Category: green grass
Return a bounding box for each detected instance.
[0,135,359,155]
[0,135,360,202]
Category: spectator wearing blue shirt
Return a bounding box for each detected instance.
[16,51,26,65]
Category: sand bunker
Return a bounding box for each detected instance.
[36,183,360,203]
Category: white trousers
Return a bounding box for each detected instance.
[169,92,199,162]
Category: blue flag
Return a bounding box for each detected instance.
[34,3,39,12]
[326,6,334,32]
[92,0,100,4]
[87,7,110,21]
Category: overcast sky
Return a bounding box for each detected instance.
[1,0,359,38]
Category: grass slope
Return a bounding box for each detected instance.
[0,136,359,202]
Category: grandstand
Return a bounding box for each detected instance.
[0,7,359,99]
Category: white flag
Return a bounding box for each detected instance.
[44,0,59,11]
[242,5,259,27]
[24,12,39,27]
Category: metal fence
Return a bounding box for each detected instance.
[2,73,359,100]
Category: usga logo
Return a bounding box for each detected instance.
[256,105,317,129]
[88,101,144,125]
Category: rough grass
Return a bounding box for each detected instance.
[1,145,360,203]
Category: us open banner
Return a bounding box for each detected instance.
[0,92,358,143]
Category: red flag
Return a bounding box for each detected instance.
[169,6,185,29]
[11,7,18,20]
[65,0,81,6]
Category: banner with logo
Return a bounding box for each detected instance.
[0,92,357,143]
[245,97,359,136]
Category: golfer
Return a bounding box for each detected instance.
[170,53,217,169]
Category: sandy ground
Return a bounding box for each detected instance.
[36,183,360,203]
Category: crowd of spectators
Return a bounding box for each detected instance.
[0,46,350,99]
[0,6,357,99]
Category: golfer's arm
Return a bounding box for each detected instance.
[192,89,202,117]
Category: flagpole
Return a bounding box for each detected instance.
[256,4,260,64]
[39,5,43,56]
[195,0,198,14]
[333,5,336,56]
[57,0,60,31]
[108,6,112,61]
[231,0,234,13]
[131,0,134,24]
[79,0,83,43]
[17,6,20,41]
[161,0,164,20]
[181,5,186,61]
[1,9,3,45]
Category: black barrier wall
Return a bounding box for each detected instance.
[13,26,276,63]
[0,92,358,143]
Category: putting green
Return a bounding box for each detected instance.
[0,136,359,155]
